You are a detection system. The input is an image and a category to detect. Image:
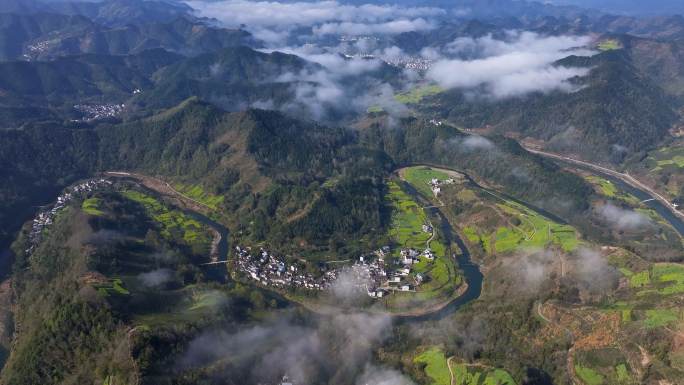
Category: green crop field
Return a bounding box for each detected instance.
[585,177,617,197]
[414,350,451,385]
[121,190,211,246]
[575,365,604,385]
[463,227,480,243]
[615,364,630,382]
[619,268,633,276]
[494,227,525,252]
[82,198,104,216]
[386,181,431,249]
[405,167,452,196]
[630,270,650,287]
[395,85,441,104]
[173,184,224,209]
[597,40,621,50]
[93,279,130,297]
[642,309,679,329]
[450,363,515,385]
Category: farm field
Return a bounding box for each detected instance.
[414,350,451,385]
[405,167,453,196]
[93,279,130,297]
[597,39,621,50]
[82,197,104,216]
[386,181,430,249]
[173,184,224,209]
[384,180,462,312]
[584,176,641,204]
[449,361,515,385]
[120,189,211,247]
[461,199,582,253]
[395,85,441,104]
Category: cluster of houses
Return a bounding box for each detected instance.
[429,119,443,126]
[27,39,60,53]
[73,103,125,122]
[381,56,434,70]
[235,244,436,298]
[426,176,456,196]
[26,179,113,254]
[234,246,336,290]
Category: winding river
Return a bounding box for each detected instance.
[4,160,684,323]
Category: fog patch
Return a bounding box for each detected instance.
[139,268,173,287]
[426,32,596,99]
[356,364,416,385]
[176,310,408,383]
[505,249,558,292]
[599,202,653,230]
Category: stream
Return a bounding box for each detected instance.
[549,159,684,236]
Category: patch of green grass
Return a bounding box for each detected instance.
[642,309,679,329]
[619,268,633,276]
[190,293,223,310]
[615,364,630,382]
[622,310,632,322]
[574,365,604,385]
[82,198,105,216]
[463,227,480,243]
[405,167,452,196]
[414,350,450,385]
[367,105,384,112]
[93,279,130,297]
[494,227,524,252]
[451,364,515,385]
[630,270,650,287]
[481,235,492,253]
[456,189,477,202]
[395,85,441,104]
[173,184,224,209]
[597,40,621,51]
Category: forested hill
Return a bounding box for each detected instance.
[0,97,593,246]
[0,13,260,61]
[0,99,378,232]
[421,49,679,162]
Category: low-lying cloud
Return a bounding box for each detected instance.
[177,310,409,383]
[187,0,443,42]
[426,32,596,98]
[139,268,173,287]
[599,202,653,230]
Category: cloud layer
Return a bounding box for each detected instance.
[425,32,595,98]
[187,0,443,41]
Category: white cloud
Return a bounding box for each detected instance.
[426,32,597,98]
[186,0,443,37]
[599,202,653,230]
[312,18,435,36]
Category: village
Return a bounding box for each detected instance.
[26,179,113,255]
[234,240,438,298]
[73,103,125,122]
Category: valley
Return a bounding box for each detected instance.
[3,0,684,384]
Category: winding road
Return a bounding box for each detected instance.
[523,147,684,220]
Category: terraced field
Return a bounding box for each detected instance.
[82,198,104,216]
[173,184,224,209]
[462,200,582,253]
[120,189,211,247]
